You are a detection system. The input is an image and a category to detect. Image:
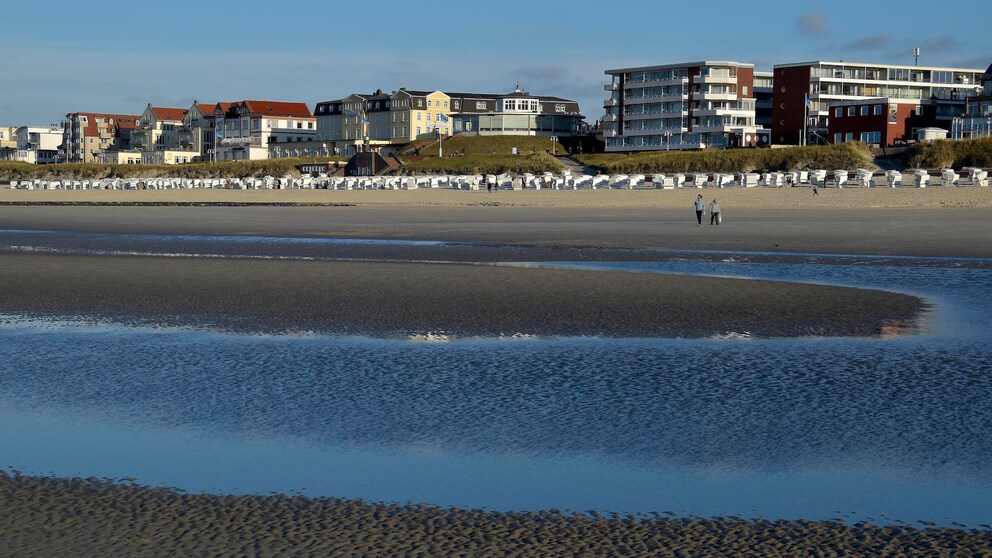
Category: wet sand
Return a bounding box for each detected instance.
[0,253,923,338]
[1,202,991,258]
[2,473,989,557]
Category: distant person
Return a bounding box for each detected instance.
[693,194,705,226]
[812,184,819,196]
[709,199,721,225]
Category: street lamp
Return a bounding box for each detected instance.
[550,135,558,155]
[663,129,672,150]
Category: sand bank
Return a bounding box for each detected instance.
[2,473,988,557]
[0,253,923,338]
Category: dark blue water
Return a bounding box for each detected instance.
[1,234,991,527]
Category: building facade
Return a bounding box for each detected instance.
[772,61,985,145]
[0,127,16,149]
[603,61,761,152]
[0,124,62,164]
[448,85,582,137]
[954,63,992,139]
[754,71,774,129]
[178,101,232,162]
[132,105,189,152]
[826,98,920,146]
[214,100,317,161]
[60,112,139,162]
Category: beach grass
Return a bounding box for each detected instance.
[904,137,992,169]
[574,142,876,174]
[0,157,346,181]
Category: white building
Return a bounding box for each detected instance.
[0,124,63,164]
[214,100,318,161]
[604,61,762,152]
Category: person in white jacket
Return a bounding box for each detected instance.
[709,199,721,225]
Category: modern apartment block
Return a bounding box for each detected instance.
[213,100,317,161]
[0,124,63,164]
[603,61,763,152]
[955,63,992,139]
[772,61,985,145]
[0,127,16,149]
[754,71,774,129]
[826,98,922,146]
[60,112,139,162]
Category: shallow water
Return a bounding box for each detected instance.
[1,232,991,527]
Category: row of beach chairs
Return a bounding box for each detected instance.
[9,168,989,191]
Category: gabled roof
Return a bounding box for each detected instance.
[65,112,139,138]
[983,62,992,84]
[150,107,188,121]
[242,100,312,118]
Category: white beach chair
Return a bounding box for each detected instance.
[885,170,902,188]
[741,173,760,188]
[713,173,735,188]
[692,174,708,188]
[940,169,960,187]
[965,167,988,187]
[913,170,929,188]
[854,169,873,188]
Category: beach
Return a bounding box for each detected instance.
[1,188,990,556]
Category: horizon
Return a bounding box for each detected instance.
[2,0,990,125]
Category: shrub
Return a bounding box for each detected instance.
[904,138,992,169]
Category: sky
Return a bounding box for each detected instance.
[1,0,990,126]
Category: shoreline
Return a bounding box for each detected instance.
[2,472,989,557]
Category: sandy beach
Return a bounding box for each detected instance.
[2,473,989,557]
[0,187,987,556]
[1,190,992,258]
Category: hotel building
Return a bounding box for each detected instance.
[0,124,63,164]
[603,61,762,152]
[213,100,317,161]
[447,85,583,137]
[772,60,985,145]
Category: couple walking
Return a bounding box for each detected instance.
[693,194,721,226]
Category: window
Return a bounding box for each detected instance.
[428,100,432,107]
[835,107,843,118]
[845,132,853,142]
[860,131,881,143]
[834,133,842,143]
[874,105,883,115]
[847,107,855,116]
[742,86,748,95]
[417,113,421,121]
[860,106,869,116]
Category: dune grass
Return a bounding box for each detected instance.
[400,153,563,175]
[573,143,877,174]
[0,158,346,181]
[903,138,992,169]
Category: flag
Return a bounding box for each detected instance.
[361,116,370,126]
[438,113,449,123]
[805,94,811,110]
[215,127,224,139]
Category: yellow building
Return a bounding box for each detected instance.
[61,112,140,162]
[0,126,17,149]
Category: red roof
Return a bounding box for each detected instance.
[149,107,188,121]
[242,100,313,118]
[66,112,139,138]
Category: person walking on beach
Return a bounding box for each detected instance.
[709,199,721,225]
[693,194,705,226]
[812,184,819,196]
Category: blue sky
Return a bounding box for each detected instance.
[1,0,989,125]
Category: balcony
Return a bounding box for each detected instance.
[602,114,619,122]
[693,72,737,85]
[604,98,619,107]
[604,83,619,91]
[627,77,689,87]
[697,92,738,101]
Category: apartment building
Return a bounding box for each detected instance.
[754,71,774,129]
[0,124,63,164]
[448,84,582,137]
[214,100,316,161]
[955,62,992,139]
[60,112,139,162]
[772,61,985,145]
[603,61,762,152]
[132,105,188,151]
[177,101,233,161]
[826,98,921,146]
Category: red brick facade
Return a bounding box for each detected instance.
[827,100,918,146]
[771,65,813,145]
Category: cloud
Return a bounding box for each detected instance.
[922,35,960,54]
[797,11,827,35]
[843,35,891,51]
